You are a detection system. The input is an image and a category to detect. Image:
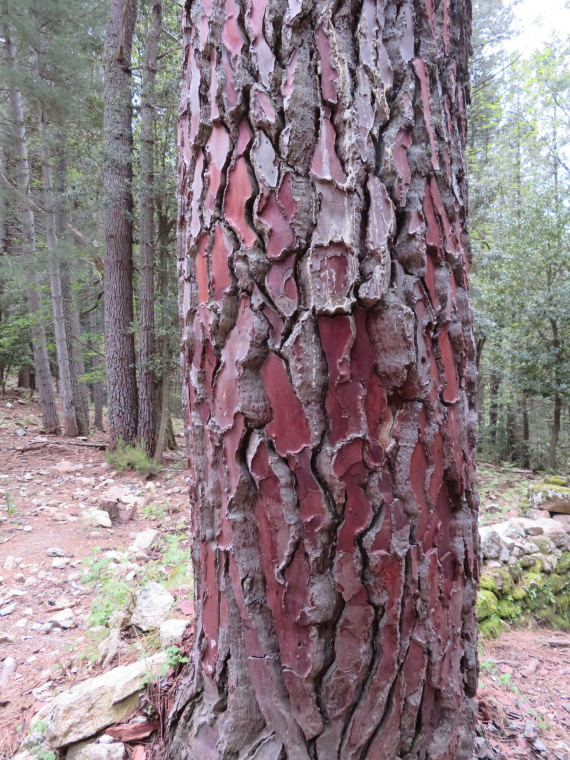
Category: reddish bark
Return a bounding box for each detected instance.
[172,1,479,758]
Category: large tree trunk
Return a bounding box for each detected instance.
[171,1,479,759]
[488,371,500,448]
[103,0,138,446]
[137,0,163,456]
[549,393,562,471]
[3,16,60,433]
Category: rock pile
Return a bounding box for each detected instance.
[478,479,570,637]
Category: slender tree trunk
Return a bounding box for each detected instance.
[37,93,79,437]
[154,215,170,463]
[489,372,500,448]
[53,135,90,435]
[137,1,163,456]
[2,16,59,433]
[89,301,105,430]
[549,393,562,471]
[521,395,530,470]
[170,2,479,759]
[103,0,138,446]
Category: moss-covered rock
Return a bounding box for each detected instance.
[480,575,499,594]
[479,615,504,639]
[512,586,527,601]
[544,476,568,487]
[558,552,570,573]
[477,589,499,621]
[497,599,521,621]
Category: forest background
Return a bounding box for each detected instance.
[0,0,568,472]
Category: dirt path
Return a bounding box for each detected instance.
[0,393,191,757]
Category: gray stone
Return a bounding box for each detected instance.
[552,514,570,527]
[66,741,126,760]
[0,602,16,616]
[38,652,166,748]
[47,548,70,558]
[52,558,70,569]
[159,618,188,649]
[535,518,570,547]
[499,544,510,564]
[529,485,570,514]
[130,529,158,551]
[130,582,174,631]
[479,527,501,559]
[50,609,75,629]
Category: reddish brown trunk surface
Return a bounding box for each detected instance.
[172,1,479,758]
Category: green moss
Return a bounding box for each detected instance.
[497,599,521,621]
[558,553,570,573]
[530,482,570,495]
[544,476,568,487]
[533,537,554,553]
[479,615,504,639]
[548,574,567,594]
[555,591,570,613]
[480,575,499,594]
[477,589,499,621]
[523,571,543,588]
[512,586,527,601]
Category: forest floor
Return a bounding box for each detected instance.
[0,390,569,759]
[0,388,193,758]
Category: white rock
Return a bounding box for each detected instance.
[499,544,510,564]
[3,555,15,571]
[159,618,188,649]
[534,518,570,547]
[83,510,112,529]
[66,741,126,760]
[131,582,174,631]
[130,529,158,551]
[0,602,16,617]
[38,652,166,747]
[25,577,38,587]
[50,609,75,629]
[479,527,501,559]
[52,558,70,569]
[0,631,15,643]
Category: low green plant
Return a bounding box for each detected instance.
[106,438,163,476]
[5,488,19,517]
[164,645,189,672]
[142,501,167,520]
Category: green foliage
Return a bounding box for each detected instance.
[106,438,163,476]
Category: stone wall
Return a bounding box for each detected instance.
[478,480,570,637]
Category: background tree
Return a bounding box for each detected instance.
[170,0,479,757]
[103,0,139,447]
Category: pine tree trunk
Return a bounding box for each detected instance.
[549,393,562,471]
[103,0,138,446]
[154,217,171,464]
[137,0,163,456]
[489,372,500,448]
[521,395,530,470]
[54,136,90,435]
[37,95,79,437]
[89,302,105,431]
[170,1,479,758]
[2,16,60,433]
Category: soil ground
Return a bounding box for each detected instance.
[0,389,192,758]
[1,390,570,760]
